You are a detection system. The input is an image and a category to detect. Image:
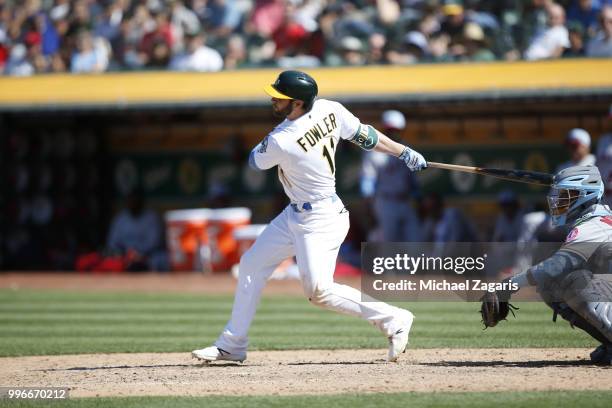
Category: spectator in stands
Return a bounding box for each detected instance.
[66,0,95,39]
[586,5,612,57]
[271,1,310,61]
[557,128,596,171]
[428,30,453,62]
[149,38,172,68]
[492,190,524,242]
[200,0,243,39]
[38,11,61,58]
[0,30,7,73]
[0,0,606,76]
[224,34,248,69]
[6,43,34,76]
[169,31,223,71]
[336,36,367,66]
[386,31,429,65]
[418,192,480,243]
[525,2,570,60]
[563,22,586,57]
[460,22,496,61]
[49,0,70,22]
[376,0,401,29]
[249,0,286,38]
[168,0,201,51]
[464,0,501,35]
[366,32,388,65]
[596,105,612,206]
[441,1,468,47]
[28,33,51,74]
[140,11,174,67]
[107,189,168,272]
[519,0,551,53]
[567,0,602,36]
[94,1,125,44]
[71,31,108,73]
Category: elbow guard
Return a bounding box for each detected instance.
[349,124,379,151]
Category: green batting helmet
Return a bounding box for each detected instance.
[264,70,318,110]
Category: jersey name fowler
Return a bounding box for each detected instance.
[248,99,382,202]
[296,113,337,152]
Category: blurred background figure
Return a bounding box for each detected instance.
[0,0,608,77]
[491,190,524,242]
[459,22,496,61]
[525,2,570,60]
[557,128,596,171]
[562,22,586,57]
[223,34,248,69]
[386,31,429,65]
[489,190,525,278]
[360,110,421,242]
[106,189,168,272]
[441,1,467,50]
[586,5,612,57]
[596,105,612,206]
[138,11,174,68]
[336,36,366,66]
[71,30,109,73]
[169,31,222,72]
[567,0,602,38]
[366,32,387,65]
[419,192,480,243]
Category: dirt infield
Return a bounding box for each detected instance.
[1,273,610,398]
[1,348,610,397]
[0,272,318,295]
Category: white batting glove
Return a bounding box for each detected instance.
[399,146,427,171]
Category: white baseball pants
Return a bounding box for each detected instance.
[214,196,407,353]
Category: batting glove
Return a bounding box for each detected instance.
[399,146,427,171]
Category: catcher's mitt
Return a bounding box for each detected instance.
[480,290,519,328]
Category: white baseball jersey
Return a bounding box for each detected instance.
[513,206,612,288]
[597,134,612,204]
[561,207,612,274]
[215,98,410,355]
[249,99,360,203]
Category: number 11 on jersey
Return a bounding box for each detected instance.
[322,138,336,174]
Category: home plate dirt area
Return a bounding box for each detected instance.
[1,273,611,398]
[1,348,610,397]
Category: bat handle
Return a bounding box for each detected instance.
[427,161,479,174]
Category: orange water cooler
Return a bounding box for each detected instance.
[165,209,211,272]
[207,208,252,272]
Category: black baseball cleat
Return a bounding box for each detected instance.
[590,344,612,365]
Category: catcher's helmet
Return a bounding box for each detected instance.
[264,70,318,110]
[547,165,604,226]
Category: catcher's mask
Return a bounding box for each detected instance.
[547,166,603,226]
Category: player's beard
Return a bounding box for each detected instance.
[272,102,294,119]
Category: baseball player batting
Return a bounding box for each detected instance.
[192,70,427,363]
[481,166,612,364]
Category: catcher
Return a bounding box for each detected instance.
[481,165,612,364]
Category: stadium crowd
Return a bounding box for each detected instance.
[0,0,611,75]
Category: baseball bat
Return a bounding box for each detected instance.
[427,162,553,186]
